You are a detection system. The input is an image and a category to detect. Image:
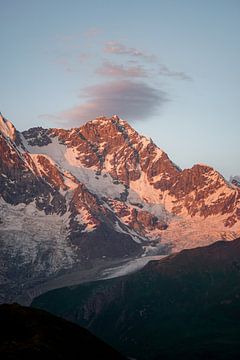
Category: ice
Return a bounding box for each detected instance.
[0,199,76,275]
[100,255,166,280]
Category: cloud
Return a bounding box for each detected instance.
[96,61,147,78]
[159,65,192,81]
[103,42,191,80]
[55,80,168,125]
[104,41,157,62]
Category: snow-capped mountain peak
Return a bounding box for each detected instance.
[1,113,240,303]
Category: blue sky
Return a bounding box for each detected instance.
[1,0,239,178]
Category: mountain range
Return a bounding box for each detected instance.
[1,112,240,302]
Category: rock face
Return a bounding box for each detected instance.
[1,113,240,301]
[230,175,240,188]
[33,238,240,360]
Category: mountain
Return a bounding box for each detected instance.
[1,112,240,302]
[32,237,240,360]
[0,303,125,359]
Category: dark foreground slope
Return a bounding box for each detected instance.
[33,238,240,360]
[0,303,125,359]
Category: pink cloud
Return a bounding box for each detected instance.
[159,65,192,81]
[96,61,147,78]
[104,41,157,62]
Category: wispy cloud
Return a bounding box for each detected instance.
[103,41,191,80]
[159,65,192,81]
[96,61,147,78]
[53,80,168,125]
[104,41,157,62]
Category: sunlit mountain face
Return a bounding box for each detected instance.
[0,112,240,304]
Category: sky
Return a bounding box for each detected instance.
[1,0,240,179]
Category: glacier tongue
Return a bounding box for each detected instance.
[100,255,167,280]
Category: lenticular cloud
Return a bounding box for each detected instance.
[59,80,168,124]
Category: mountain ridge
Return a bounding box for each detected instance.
[32,237,240,360]
[0,303,126,359]
[1,112,240,302]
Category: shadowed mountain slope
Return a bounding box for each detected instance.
[0,303,126,359]
[33,237,240,360]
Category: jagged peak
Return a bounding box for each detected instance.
[77,115,141,141]
[187,163,221,178]
[186,163,232,188]
[0,112,16,141]
[192,163,214,171]
[22,115,152,148]
[86,115,128,128]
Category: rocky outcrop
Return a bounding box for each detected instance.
[0,132,66,214]
[230,175,240,188]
